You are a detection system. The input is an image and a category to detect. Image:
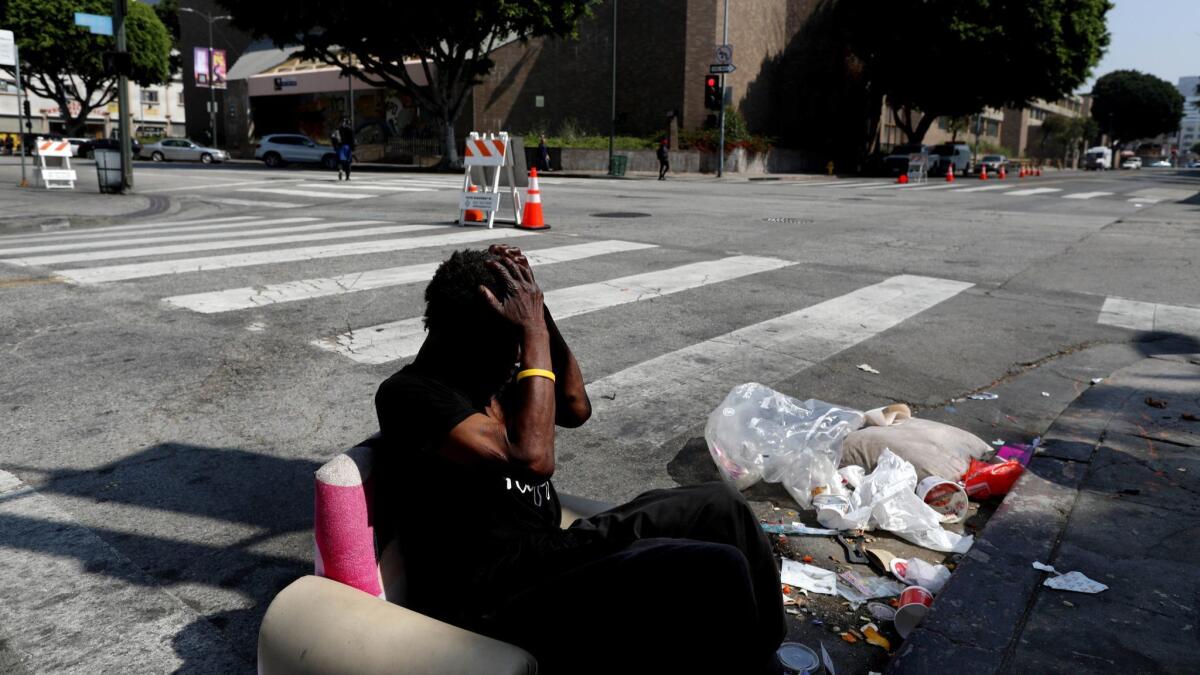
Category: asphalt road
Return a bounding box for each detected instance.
[1,158,1198,672]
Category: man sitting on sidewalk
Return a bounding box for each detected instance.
[375,245,785,674]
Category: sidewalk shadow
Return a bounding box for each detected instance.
[2,442,322,669]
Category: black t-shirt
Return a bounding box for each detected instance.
[374,364,565,620]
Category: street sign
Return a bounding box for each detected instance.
[715,44,733,65]
[460,191,501,212]
[74,13,114,36]
[709,63,736,75]
[0,29,15,67]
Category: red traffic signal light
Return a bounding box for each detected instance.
[704,77,721,110]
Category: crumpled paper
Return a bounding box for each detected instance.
[781,558,837,595]
[816,450,973,553]
[1032,561,1108,594]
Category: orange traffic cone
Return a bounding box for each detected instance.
[464,184,485,222]
[1019,167,1026,178]
[898,173,909,184]
[1036,167,1042,177]
[517,167,550,231]
[998,166,1007,180]
[946,165,955,183]
[980,166,988,180]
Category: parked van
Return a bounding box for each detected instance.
[930,143,973,176]
[1084,146,1112,170]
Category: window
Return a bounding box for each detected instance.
[178,92,185,107]
[141,90,159,104]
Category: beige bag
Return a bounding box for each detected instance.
[840,404,993,481]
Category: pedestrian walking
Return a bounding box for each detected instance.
[333,117,356,181]
[2,135,13,156]
[538,134,551,172]
[656,138,670,180]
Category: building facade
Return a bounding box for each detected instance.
[1,71,186,141]
[1177,76,1199,157]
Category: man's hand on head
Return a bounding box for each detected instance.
[489,244,530,272]
[479,255,546,336]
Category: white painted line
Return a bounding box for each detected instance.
[1004,188,1062,196]
[1098,296,1200,334]
[5,221,422,266]
[1127,197,1161,204]
[164,240,657,313]
[953,184,1012,193]
[784,181,850,188]
[295,182,437,193]
[0,216,270,244]
[316,255,797,364]
[0,219,401,256]
[858,181,921,190]
[905,183,963,191]
[823,181,888,189]
[194,197,304,208]
[145,178,307,193]
[584,274,974,447]
[237,187,377,199]
[1062,191,1114,200]
[58,228,538,284]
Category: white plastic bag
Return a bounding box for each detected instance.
[704,383,864,506]
[816,449,973,553]
[894,557,953,594]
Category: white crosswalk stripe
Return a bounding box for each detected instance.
[236,188,377,200]
[295,182,437,193]
[0,219,400,256]
[163,240,657,313]
[1127,197,1162,204]
[192,197,305,209]
[1062,191,1114,200]
[905,183,962,191]
[56,228,538,284]
[1003,188,1062,196]
[0,216,275,244]
[953,184,1012,193]
[583,275,973,447]
[315,255,797,364]
[4,222,423,267]
[1098,296,1200,334]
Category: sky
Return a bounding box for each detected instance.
[1085,0,1200,91]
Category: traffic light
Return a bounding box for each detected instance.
[23,100,31,119]
[704,76,722,110]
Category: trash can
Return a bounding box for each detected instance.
[608,154,628,177]
[94,149,124,194]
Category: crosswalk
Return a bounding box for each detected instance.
[0,212,989,455]
[165,175,470,210]
[779,178,1179,203]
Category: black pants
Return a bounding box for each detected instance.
[658,159,669,179]
[339,158,352,179]
[482,483,785,674]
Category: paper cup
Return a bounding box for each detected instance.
[894,585,934,638]
[917,476,969,523]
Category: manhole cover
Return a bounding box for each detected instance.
[762,217,814,224]
[590,212,652,218]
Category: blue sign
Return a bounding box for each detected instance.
[74,12,113,36]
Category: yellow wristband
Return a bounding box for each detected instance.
[516,368,556,383]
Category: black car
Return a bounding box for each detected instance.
[883,144,930,176]
[78,137,143,159]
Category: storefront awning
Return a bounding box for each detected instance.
[244,54,429,97]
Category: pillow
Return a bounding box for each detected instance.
[840,405,994,481]
[314,445,385,598]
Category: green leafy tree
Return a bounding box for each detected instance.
[1191,141,1200,155]
[151,0,182,76]
[1091,70,1185,144]
[942,115,971,142]
[1038,113,1098,165]
[218,1,597,166]
[838,0,1112,144]
[0,0,171,135]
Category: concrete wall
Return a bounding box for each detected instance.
[556,146,812,174]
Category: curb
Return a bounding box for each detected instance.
[885,366,1140,673]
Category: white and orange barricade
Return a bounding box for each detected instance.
[458,131,522,228]
[36,137,77,190]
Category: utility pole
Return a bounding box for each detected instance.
[13,43,29,187]
[114,0,132,189]
[180,8,231,147]
[607,0,617,174]
[717,0,729,178]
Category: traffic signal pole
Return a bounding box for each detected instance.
[717,0,729,178]
[14,44,28,186]
[114,0,132,190]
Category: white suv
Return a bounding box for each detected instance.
[255,133,337,169]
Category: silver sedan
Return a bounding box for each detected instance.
[141,138,228,164]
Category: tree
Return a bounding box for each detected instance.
[219,2,597,166]
[1039,114,1098,165]
[1091,70,1185,144]
[0,0,171,135]
[837,0,1112,144]
[151,0,182,77]
[942,115,971,142]
[1191,141,1200,156]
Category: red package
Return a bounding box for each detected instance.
[963,459,1024,499]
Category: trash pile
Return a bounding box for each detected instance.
[705,382,1036,658]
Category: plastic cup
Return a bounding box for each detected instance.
[916,476,969,523]
[894,585,934,638]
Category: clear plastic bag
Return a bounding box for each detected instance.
[704,383,864,506]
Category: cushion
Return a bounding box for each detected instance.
[840,404,994,481]
[314,444,385,598]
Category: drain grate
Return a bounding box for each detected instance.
[762,217,814,224]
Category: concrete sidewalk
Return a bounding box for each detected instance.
[889,352,1200,674]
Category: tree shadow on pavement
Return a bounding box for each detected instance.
[3,442,321,669]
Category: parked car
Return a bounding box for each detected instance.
[929,143,972,176]
[1120,156,1142,170]
[883,144,930,176]
[141,138,228,163]
[1187,160,1200,168]
[1148,159,1171,168]
[975,154,1008,175]
[255,133,338,169]
[78,137,144,159]
[65,137,92,156]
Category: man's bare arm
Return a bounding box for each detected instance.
[544,306,590,427]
